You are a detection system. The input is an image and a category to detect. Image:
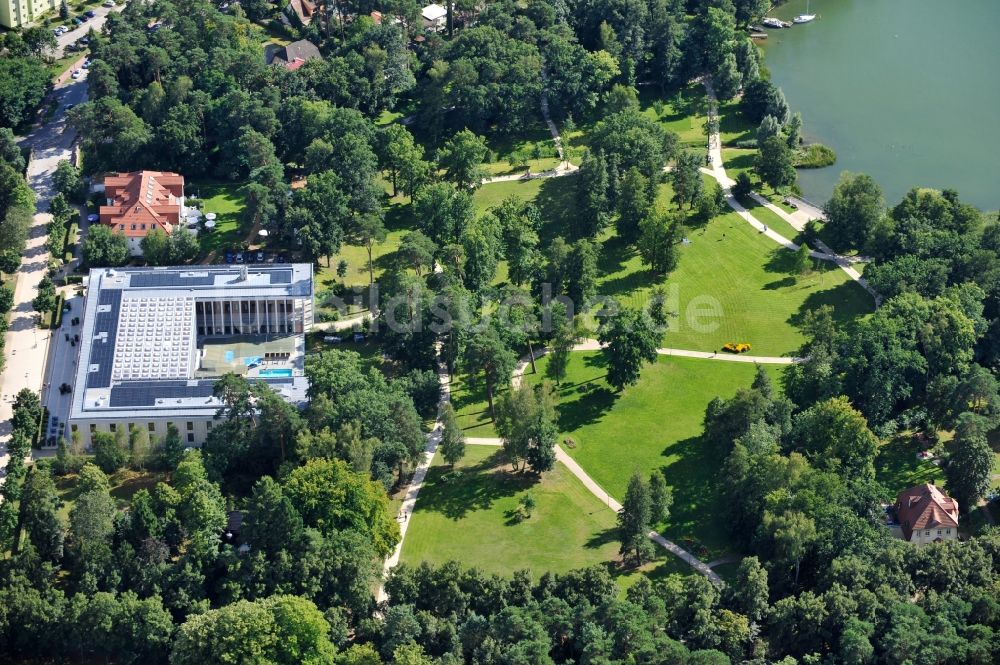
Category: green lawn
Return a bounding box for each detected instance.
[595,208,874,356]
[449,372,501,438]
[190,182,247,259]
[874,436,944,496]
[718,100,756,145]
[738,196,803,243]
[638,83,709,149]
[401,445,692,585]
[472,175,579,241]
[483,123,561,176]
[523,352,786,560]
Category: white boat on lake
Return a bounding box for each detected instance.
[793,14,816,23]
[762,17,786,28]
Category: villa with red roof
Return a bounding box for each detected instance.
[892,483,959,545]
[100,171,186,256]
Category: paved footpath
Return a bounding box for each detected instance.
[699,77,880,305]
[568,338,799,364]
[376,348,451,602]
[1,73,90,485]
[465,437,722,584]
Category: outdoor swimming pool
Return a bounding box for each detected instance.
[258,368,293,378]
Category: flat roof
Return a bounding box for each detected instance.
[69,265,312,422]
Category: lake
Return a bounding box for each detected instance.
[761,0,1000,210]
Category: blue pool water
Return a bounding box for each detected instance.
[258,368,293,378]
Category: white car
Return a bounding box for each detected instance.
[102,0,115,5]
[70,70,82,79]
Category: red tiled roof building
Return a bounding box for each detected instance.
[100,171,185,254]
[894,483,959,544]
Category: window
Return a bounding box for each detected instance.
[148,422,155,432]
[207,421,213,430]
[131,224,137,230]
[946,529,951,534]
[937,530,942,535]
[71,424,78,433]
[186,421,193,431]
[119,224,125,230]
[89,424,96,433]
[187,433,194,443]
[925,531,931,536]
[109,423,116,432]
[141,223,146,230]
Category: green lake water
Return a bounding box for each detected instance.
[761,0,1000,209]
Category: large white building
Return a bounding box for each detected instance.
[68,264,313,448]
[0,0,56,28]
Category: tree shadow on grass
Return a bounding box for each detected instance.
[585,526,618,550]
[536,176,579,243]
[419,450,538,520]
[554,385,617,433]
[598,235,634,278]
[787,279,874,331]
[764,276,797,290]
[658,435,734,558]
[763,246,800,274]
[724,151,756,172]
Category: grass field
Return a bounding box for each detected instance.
[737,196,803,242]
[596,208,874,356]
[875,436,944,496]
[638,84,709,149]
[401,445,692,584]
[449,372,502,438]
[191,182,247,259]
[53,466,168,525]
[483,124,561,176]
[523,352,785,560]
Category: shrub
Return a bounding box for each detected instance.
[794,143,837,169]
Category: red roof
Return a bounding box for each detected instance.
[894,483,959,541]
[100,171,184,238]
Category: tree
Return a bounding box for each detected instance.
[618,471,654,565]
[82,224,129,267]
[616,167,652,244]
[648,469,673,524]
[790,397,879,479]
[732,172,753,200]
[32,275,56,316]
[0,57,50,129]
[140,227,172,266]
[598,307,660,391]
[823,172,885,251]
[413,182,473,246]
[671,151,704,209]
[944,422,995,512]
[348,215,387,293]
[92,430,128,474]
[741,79,789,124]
[725,556,769,623]
[755,135,796,190]
[546,302,576,385]
[566,239,598,309]
[378,124,426,197]
[170,225,199,263]
[495,382,557,473]
[462,327,517,420]
[69,98,151,172]
[53,160,85,203]
[762,509,816,585]
[17,466,64,562]
[577,150,611,238]
[791,242,812,275]
[171,596,337,665]
[397,231,437,276]
[439,403,466,467]
[461,213,502,292]
[283,457,399,557]
[756,115,782,145]
[638,209,683,274]
[437,129,488,190]
[713,52,743,102]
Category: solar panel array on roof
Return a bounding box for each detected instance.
[109,380,216,408]
[109,377,296,408]
[129,272,215,288]
[271,269,292,284]
[86,289,122,389]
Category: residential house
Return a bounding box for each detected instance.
[99,171,185,256]
[281,0,314,27]
[268,39,322,72]
[891,483,960,545]
[421,3,446,31]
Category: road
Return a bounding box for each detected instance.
[53,2,122,59]
[0,71,89,479]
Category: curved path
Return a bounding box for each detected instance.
[464,436,722,584]
[699,78,880,304]
[567,338,799,364]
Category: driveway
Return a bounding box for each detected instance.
[0,72,89,479]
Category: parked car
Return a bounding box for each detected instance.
[235,252,244,263]
[256,251,264,262]
[224,251,234,263]
[71,18,82,25]
[323,335,342,344]
[84,9,96,16]
[70,70,82,79]
[102,0,116,6]
[65,103,75,111]
[352,332,365,343]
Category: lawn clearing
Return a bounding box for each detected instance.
[718,100,756,145]
[523,352,786,560]
[449,372,502,438]
[190,182,247,259]
[473,175,579,242]
[874,436,944,495]
[738,196,803,242]
[401,445,693,584]
[638,83,709,148]
[483,124,562,176]
[595,208,874,357]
